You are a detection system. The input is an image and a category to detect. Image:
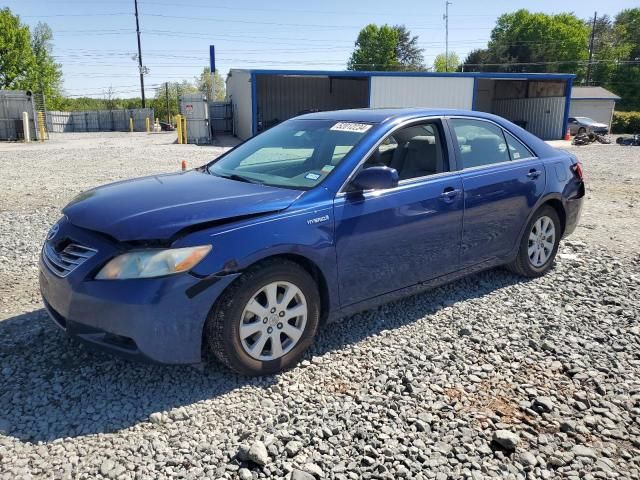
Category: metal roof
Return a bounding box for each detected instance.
[571,86,620,100]
[229,69,576,80]
[296,107,513,124]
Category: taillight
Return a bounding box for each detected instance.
[571,161,584,181]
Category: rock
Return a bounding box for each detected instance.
[148,412,163,424]
[284,440,302,457]
[492,430,519,451]
[518,451,537,467]
[246,441,269,466]
[533,396,554,413]
[302,463,324,478]
[291,469,315,480]
[100,459,115,475]
[238,468,253,480]
[573,445,597,459]
[458,326,473,336]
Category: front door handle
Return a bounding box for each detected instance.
[527,169,542,179]
[439,187,461,201]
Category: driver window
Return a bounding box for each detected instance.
[363,122,447,181]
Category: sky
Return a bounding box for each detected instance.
[1,0,636,99]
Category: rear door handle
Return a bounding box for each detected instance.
[527,169,542,179]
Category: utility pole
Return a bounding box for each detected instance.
[586,11,597,86]
[444,1,452,72]
[134,0,146,107]
[165,83,170,124]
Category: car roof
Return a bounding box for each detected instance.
[295,108,506,124]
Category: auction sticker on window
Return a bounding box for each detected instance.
[330,122,372,133]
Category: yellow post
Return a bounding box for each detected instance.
[176,114,183,144]
[145,117,150,133]
[129,117,134,133]
[181,116,187,144]
[37,111,46,142]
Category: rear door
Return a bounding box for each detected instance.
[447,117,546,267]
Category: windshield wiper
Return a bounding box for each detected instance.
[213,172,260,184]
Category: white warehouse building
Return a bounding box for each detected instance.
[225,69,576,141]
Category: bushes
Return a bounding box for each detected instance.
[612,111,640,133]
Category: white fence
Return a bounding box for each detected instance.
[46,108,154,133]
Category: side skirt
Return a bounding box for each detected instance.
[326,256,511,323]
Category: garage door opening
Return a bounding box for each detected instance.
[255,74,369,133]
[474,78,569,140]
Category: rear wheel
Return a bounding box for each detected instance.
[507,206,561,278]
[577,127,586,135]
[205,259,320,376]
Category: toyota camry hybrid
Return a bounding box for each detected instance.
[39,109,585,375]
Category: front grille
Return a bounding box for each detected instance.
[43,242,97,278]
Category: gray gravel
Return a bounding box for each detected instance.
[0,133,639,479]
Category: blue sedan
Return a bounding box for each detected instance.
[39,109,585,375]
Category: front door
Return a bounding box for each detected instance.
[333,120,464,307]
[448,117,546,267]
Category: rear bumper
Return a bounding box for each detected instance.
[39,255,239,364]
[563,183,584,237]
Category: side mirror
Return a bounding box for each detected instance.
[349,166,399,192]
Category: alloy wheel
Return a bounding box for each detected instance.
[528,215,556,268]
[239,281,308,361]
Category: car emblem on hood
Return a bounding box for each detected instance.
[47,223,60,241]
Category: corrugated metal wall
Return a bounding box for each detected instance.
[208,101,233,134]
[46,108,154,133]
[256,75,368,131]
[492,97,565,140]
[370,76,474,109]
[226,69,252,140]
[569,99,615,128]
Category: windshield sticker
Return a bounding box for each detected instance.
[321,165,334,173]
[305,173,321,180]
[330,122,372,133]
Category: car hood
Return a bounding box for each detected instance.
[63,170,303,242]
[584,121,608,128]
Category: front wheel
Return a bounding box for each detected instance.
[507,206,561,278]
[205,259,320,376]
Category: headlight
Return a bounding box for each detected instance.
[96,245,212,280]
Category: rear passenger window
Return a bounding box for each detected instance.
[363,122,447,181]
[504,131,533,160]
[450,118,509,169]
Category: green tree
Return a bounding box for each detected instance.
[433,52,460,72]
[462,10,590,76]
[0,8,35,89]
[196,67,226,101]
[348,24,400,71]
[460,48,492,72]
[394,25,426,70]
[609,8,640,110]
[151,80,199,123]
[28,22,63,108]
[348,24,425,71]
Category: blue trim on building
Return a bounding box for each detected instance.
[367,76,372,107]
[250,72,257,136]
[471,77,478,110]
[562,77,574,138]
[245,69,575,80]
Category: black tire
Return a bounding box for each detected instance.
[205,259,320,376]
[577,127,586,135]
[507,205,561,278]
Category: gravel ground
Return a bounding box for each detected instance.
[0,133,639,479]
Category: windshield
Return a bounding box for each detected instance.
[208,119,372,189]
[576,117,596,123]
